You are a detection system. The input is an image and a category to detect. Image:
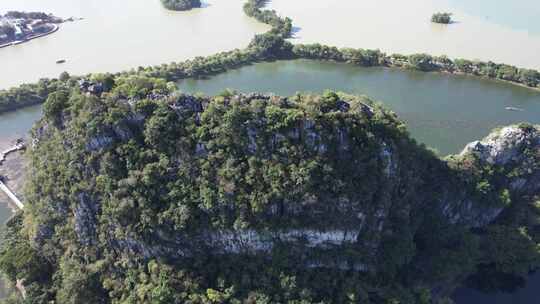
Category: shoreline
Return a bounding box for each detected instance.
[0,142,26,213]
[0,24,59,50]
[1,54,539,117]
[382,64,540,93]
[0,191,21,217]
[288,58,540,93]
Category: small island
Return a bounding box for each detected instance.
[160,0,202,11]
[431,12,453,24]
[0,11,65,48]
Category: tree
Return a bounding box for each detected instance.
[59,71,71,82]
[160,0,201,11]
[43,89,69,124]
[248,33,293,59]
[518,69,540,87]
[408,53,436,71]
[431,12,453,24]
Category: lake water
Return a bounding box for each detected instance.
[0,0,269,89]
[0,104,41,222]
[453,273,540,304]
[268,0,540,70]
[180,60,540,156]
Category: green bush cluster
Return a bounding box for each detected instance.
[431,13,453,24]
[160,0,201,11]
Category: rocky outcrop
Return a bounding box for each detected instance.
[461,125,539,166]
[73,192,99,246]
[85,113,143,152]
[461,124,540,195]
[206,229,360,254]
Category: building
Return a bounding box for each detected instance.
[13,22,24,39]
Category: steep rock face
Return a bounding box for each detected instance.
[438,124,540,228]
[461,125,540,195]
[73,192,99,246]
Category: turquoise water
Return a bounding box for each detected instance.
[447,0,540,34]
[180,60,540,156]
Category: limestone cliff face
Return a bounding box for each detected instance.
[461,125,540,195]
[439,124,540,229]
[25,92,540,277]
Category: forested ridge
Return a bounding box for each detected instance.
[0,76,538,302]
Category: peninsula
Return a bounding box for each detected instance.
[0,11,64,48]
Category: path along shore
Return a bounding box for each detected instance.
[0,142,26,210]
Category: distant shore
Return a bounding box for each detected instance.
[0,24,59,49]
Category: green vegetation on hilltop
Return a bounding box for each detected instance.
[0,78,538,302]
[160,0,201,11]
[431,12,453,24]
